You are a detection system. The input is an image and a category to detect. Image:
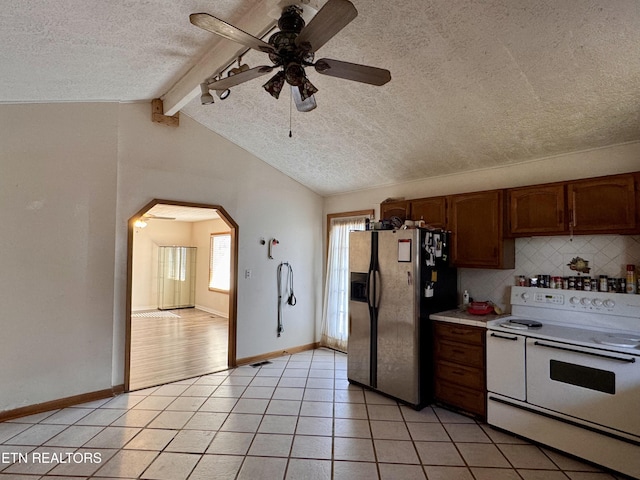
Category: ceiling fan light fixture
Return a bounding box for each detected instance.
[199,83,215,105]
[284,63,305,86]
[263,71,286,99]
[298,77,318,101]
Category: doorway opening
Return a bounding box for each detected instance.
[125,199,238,391]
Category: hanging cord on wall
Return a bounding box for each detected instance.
[276,262,296,337]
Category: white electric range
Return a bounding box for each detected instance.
[486,286,640,479]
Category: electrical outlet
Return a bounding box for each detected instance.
[245,269,252,279]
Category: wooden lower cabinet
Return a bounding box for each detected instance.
[433,321,486,419]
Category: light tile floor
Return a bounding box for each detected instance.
[0,348,632,479]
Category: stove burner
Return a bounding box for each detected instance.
[501,319,543,330]
[593,334,640,348]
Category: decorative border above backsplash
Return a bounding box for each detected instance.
[459,235,640,311]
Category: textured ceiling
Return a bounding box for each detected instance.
[2,1,640,195]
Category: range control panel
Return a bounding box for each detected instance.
[511,286,640,318]
[533,292,564,305]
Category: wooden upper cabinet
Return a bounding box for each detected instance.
[448,190,515,269]
[380,200,410,221]
[410,196,447,228]
[568,174,637,233]
[508,184,566,236]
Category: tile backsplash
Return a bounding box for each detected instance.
[460,235,640,311]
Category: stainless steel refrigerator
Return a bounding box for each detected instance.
[348,228,457,408]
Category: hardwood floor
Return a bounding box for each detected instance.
[129,308,228,391]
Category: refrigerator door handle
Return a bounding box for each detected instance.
[367,270,375,308]
[374,270,382,308]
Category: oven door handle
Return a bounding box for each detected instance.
[533,341,636,363]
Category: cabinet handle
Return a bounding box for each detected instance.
[451,329,469,336]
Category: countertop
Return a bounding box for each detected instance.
[429,308,509,328]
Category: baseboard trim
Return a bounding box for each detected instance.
[194,304,228,318]
[0,385,125,422]
[237,342,320,366]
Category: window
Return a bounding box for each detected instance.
[320,211,371,352]
[209,233,231,291]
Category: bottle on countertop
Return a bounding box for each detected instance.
[462,290,470,306]
[626,265,637,294]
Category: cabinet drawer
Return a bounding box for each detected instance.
[436,360,484,390]
[434,322,484,345]
[435,339,484,368]
[435,380,486,417]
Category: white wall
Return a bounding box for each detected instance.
[0,103,119,410]
[0,102,322,412]
[113,103,323,384]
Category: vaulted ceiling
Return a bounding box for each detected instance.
[3,0,639,195]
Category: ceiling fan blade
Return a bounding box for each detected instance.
[292,86,317,112]
[190,13,275,54]
[295,0,357,53]
[207,66,274,90]
[314,58,391,86]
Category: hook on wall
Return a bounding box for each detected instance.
[268,238,279,259]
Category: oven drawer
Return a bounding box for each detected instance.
[436,339,484,367]
[526,338,640,437]
[436,380,485,417]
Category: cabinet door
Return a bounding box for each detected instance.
[486,331,526,401]
[435,381,486,417]
[410,197,446,228]
[449,190,514,269]
[380,200,410,221]
[568,174,636,233]
[508,184,566,236]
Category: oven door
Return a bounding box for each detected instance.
[526,338,640,437]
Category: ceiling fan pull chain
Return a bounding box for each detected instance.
[289,90,293,138]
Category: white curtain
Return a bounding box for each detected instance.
[321,216,367,352]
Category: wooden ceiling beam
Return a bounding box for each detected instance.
[161,1,277,117]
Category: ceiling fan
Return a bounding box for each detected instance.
[190,0,391,112]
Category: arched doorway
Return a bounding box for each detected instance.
[124,199,238,391]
